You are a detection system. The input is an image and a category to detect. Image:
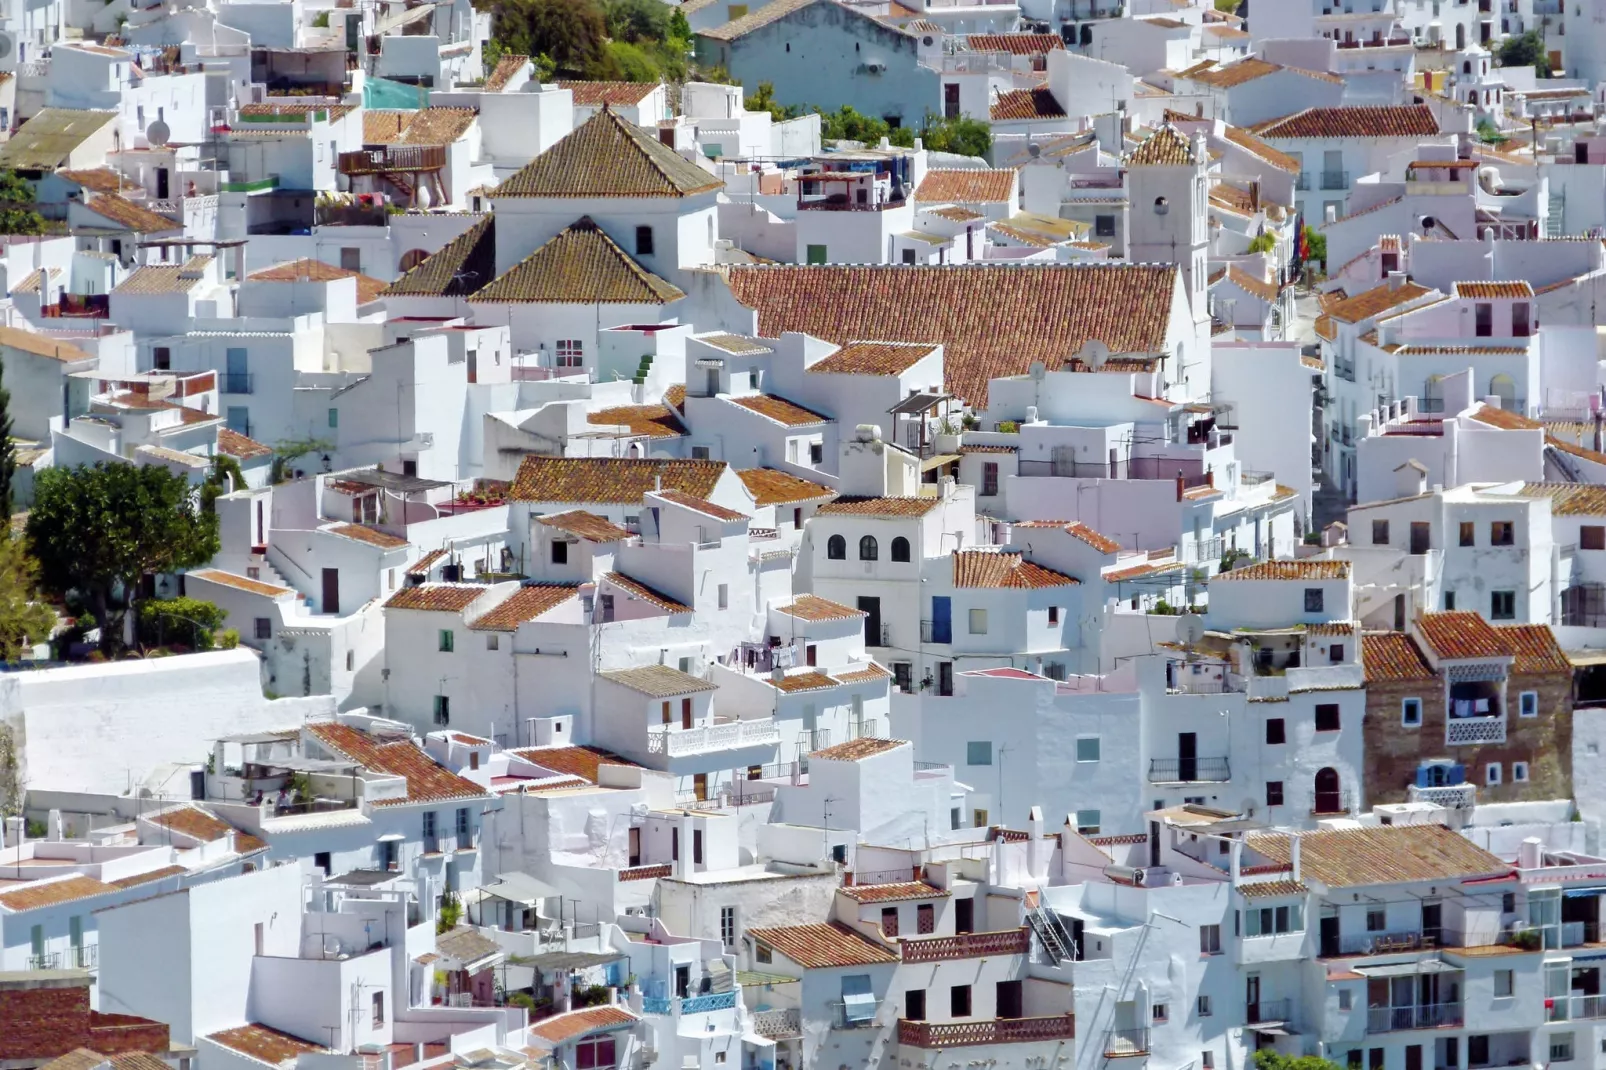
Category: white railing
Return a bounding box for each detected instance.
[649,718,781,756]
[1446,716,1505,745]
[1409,784,1476,809]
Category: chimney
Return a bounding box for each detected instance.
[1176,473,1185,502]
[48,810,63,842]
[675,811,696,878]
[1519,837,1542,869]
[1027,806,1044,877]
[1387,271,1406,291]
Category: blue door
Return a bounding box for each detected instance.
[932,596,952,644]
[225,347,249,394]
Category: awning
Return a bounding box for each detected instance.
[1563,888,1606,898]
[1354,960,1460,977]
[513,950,627,971]
[920,453,961,472]
[481,871,560,905]
[842,992,876,1022]
[377,832,405,842]
[1247,1024,1294,1036]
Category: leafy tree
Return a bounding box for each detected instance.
[200,454,248,514]
[817,104,893,144]
[605,0,670,43]
[0,534,54,661]
[0,359,13,516]
[137,595,228,651]
[609,39,661,81]
[1496,29,1551,77]
[0,169,45,236]
[916,115,993,158]
[667,8,690,45]
[746,82,796,122]
[26,463,220,654]
[270,436,334,484]
[1302,224,1327,268]
[1246,232,1276,254]
[478,0,622,79]
[1253,1052,1347,1070]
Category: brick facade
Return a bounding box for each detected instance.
[0,978,168,1066]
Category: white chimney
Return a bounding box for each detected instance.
[1519,837,1542,869]
[1026,806,1044,876]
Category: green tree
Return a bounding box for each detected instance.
[916,114,993,158]
[200,454,248,514]
[0,169,45,236]
[608,39,662,81]
[746,82,796,123]
[137,595,228,651]
[0,359,13,516]
[0,534,54,661]
[817,105,893,144]
[26,463,220,653]
[1253,1052,1347,1070]
[1496,29,1551,77]
[270,436,334,484]
[479,0,622,79]
[1302,224,1327,268]
[1246,232,1276,254]
[605,0,670,43]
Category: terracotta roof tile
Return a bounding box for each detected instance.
[536,510,631,541]
[558,81,660,106]
[189,568,293,598]
[329,523,408,549]
[1254,105,1439,139]
[726,263,1180,407]
[1215,560,1349,581]
[511,457,725,504]
[603,572,692,613]
[0,325,92,362]
[697,333,773,355]
[952,549,1079,588]
[990,87,1065,121]
[1497,623,1570,674]
[839,880,947,902]
[1246,824,1503,887]
[1515,481,1606,513]
[1012,520,1121,553]
[496,110,720,198]
[396,107,477,146]
[217,427,273,459]
[700,0,822,41]
[1325,280,1435,324]
[39,1050,106,1070]
[510,745,640,782]
[587,404,686,438]
[470,584,580,630]
[85,193,180,234]
[727,394,830,427]
[777,595,864,621]
[1222,123,1300,172]
[965,33,1062,54]
[914,169,1016,203]
[772,670,839,693]
[1454,281,1533,298]
[654,487,748,520]
[206,1025,328,1065]
[1128,124,1196,166]
[113,258,212,296]
[816,496,943,518]
[812,737,906,761]
[59,168,130,193]
[808,340,939,376]
[385,584,485,612]
[484,54,530,91]
[238,101,356,122]
[1221,265,1280,302]
[834,662,891,684]
[1186,57,1281,87]
[529,1006,638,1043]
[147,804,232,842]
[407,549,447,576]
[1103,560,1185,581]
[306,723,488,806]
[380,215,495,298]
[736,468,835,506]
[1415,611,1510,661]
[598,663,716,697]
[106,864,188,890]
[747,921,899,967]
[1238,879,1309,898]
[470,217,683,305]
[249,259,386,304]
[0,874,112,911]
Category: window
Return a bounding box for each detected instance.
[691,446,710,460]
[827,534,846,559]
[1330,643,1345,663]
[967,741,992,765]
[1339,990,1352,1010]
[1075,809,1100,835]
[1551,1034,1574,1063]
[881,907,899,936]
[718,583,728,609]
[438,629,455,652]
[1372,519,1389,545]
[1197,995,1212,1017]
[599,594,614,622]
[1487,763,1502,785]
[153,345,171,370]
[1581,525,1606,552]
[1513,761,1529,782]
[1076,737,1101,762]
[982,462,999,496]
[487,633,500,650]
[951,984,972,1017]
[805,244,828,265]
[917,903,934,933]
[1402,698,1422,726]
[422,811,437,838]
[973,808,989,827]
[1095,215,1116,237]
[859,535,878,560]
[1491,590,1516,619]
[1305,588,1324,613]
[1460,521,1475,546]
[328,407,338,429]
[1266,718,1286,744]
[1152,1003,1169,1023]
[1513,301,1531,337]
[372,991,385,1027]
[1490,521,1514,546]
[575,1035,616,1070]
[555,339,583,368]
[906,989,926,1020]
[635,226,654,256]
[891,537,910,562]
[1048,606,1059,625]
[1244,903,1304,936]
[456,807,470,835]
[1199,924,1221,954]
[1315,704,1340,732]
[1366,908,1386,932]
[755,944,772,964]
[1474,302,1493,337]
[254,617,271,640]
[1203,1055,1214,1070]
[1520,691,1538,717]
[1444,590,1456,611]
[1266,781,1284,807]
[969,608,987,634]
[433,695,449,725]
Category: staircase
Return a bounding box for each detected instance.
[382,172,415,201]
[1547,190,1565,238]
[256,555,314,617]
[1027,905,1077,963]
[633,353,653,385]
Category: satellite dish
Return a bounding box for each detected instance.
[0,34,15,60]
[1029,360,1046,381]
[1076,339,1110,370]
[922,35,934,45]
[1028,142,1042,158]
[146,119,170,148]
[1176,613,1205,648]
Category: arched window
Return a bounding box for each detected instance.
[891,536,910,562]
[827,534,846,560]
[1489,373,1517,411]
[399,248,430,272]
[1314,768,1341,814]
[859,535,879,561]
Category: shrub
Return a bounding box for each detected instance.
[137,596,228,651]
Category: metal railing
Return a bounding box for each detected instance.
[899,1014,1076,1047]
[1321,170,1351,190]
[222,372,254,394]
[1367,1002,1462,1033]
[643,990,738,1015]
[1311,790,1352,816]
[27,952,60,969]
[1247,998,1292,1024]
[1295,174,1311,191]
[1547,993,1606,1022]
[901,927,1030,963]
[1103,1028,1150,1056]
[338,144,446,174]
[69,944,97,969]
[1148,757,1231,783]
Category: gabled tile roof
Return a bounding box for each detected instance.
[1361,633,1434,683]
[1324,279,1435,324]
[217,427,273,459]
[812,737,906,761]
[1415,611,1510,661]
[510,457,726,503]
[471,584,580,631]
[59,167,130,193]
[736,468,836,506]
[469,217,684,305]
[84,193,180,234]
[1253,105,1439,139]
[598,663,717,697]
[952,549,1079,588]
[654,487,748,520]
[396,107,478,146]
[776,594,864,621]
[510,745,641,782]
[1214,559,1348,581]
[113,258,213,295]
[306,722,488,806]
[1128,124,1196,166]
[834,662,892,684]
[528,1006,638,1043]
[808,341,939,376]
[0,874,112,912]
[1185,56,1281,87]
[700,0,826,41]
[1454,281,1533,299]
[384,584,484,612]
[0,325,91,362]
[146,804,233,842]
[1013,520,1121,553]
[1221,123,1301,173]
[559,81,661,106]
[380,215,496,298]
[484,54,530,91]
[537,510,631,542]
[725,263,1180,407]
[249,259,385,304]
[1246,824,1503,887]
[587,404,686,438]
[407,548,447,576]
[815,496,943,518]
[206,1025,328,1066]
[839,880,947,902]
[0,108,116,170]
[496,109,721,198]
[329,523,408,549]
[1516,481,1606,514]
[990,87,1065,121]
[772,670,839,693]
[965,33,1062,54]
[727,393,830,426]
[747,921,899,967]
[914,169,1016,203]
[604,572,692,613]
[1497,623,1570,674]
[189,569,293,598]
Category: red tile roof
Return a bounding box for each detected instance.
[1453,281,1533,299]
[776,595,864,621]
[217,427,273,460]
[587,404,685,438]
[1254,105,1440,139]
[470,584,579,630]
[510,457,726,503]
[951,550,1079,588]
[1013,520,1121,553]
[604,572,692,613]
[914,169,1016,203]
[736,468,836,506]
[812,737,906,761]
[1415,611,1511,662]
[249,259,386,304]
[1361,632,1435,683]
[146,805,232,842]
[990,87,1066,121]
[965,33,1063,54]
[385,584,484,612]
[1496,624,1570,674]
[528,1006,638,1043]
[0,875,111,912]
[306,723,488,806]
[329,523,408,549]
[206,1025,327,1065]
[728,394,831,427]
[815,496,943,518]
[1214,560,1349,580]
[510,745,640,783]
[807,341,940,376]
[839,880,947,903]
[557,81,660,106]
[536,510,631,542]
[653,487,748,520]
[748,922,899,967]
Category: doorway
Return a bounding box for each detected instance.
[858,596,881,646]
[321,568,339,614]
[1178,732,1198,783]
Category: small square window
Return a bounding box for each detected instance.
[1329,643,1345,663]
[552,540,569,565]
[1304,588,1324,612]
[1372,519,1390,545]
[1584,526,1606,551]
[1460,521,1475,546]
[1202,1055,1214,1070]
[1075,809,1100,835]
[1491,590,1516,619]
[439,629,454,653]
[1152,1003,1169,1023]
[433,695,450,725]
[1266,780,1284,807]
[254,617,271,640]
[1490,521,1514,546]
[1487,763,1502,785]
[1339,990,1353,1011]
[487,634,499,650]
[1315,703,1340,732]
[328,407,338,428]
[1095,215,1116,237]
[1401,697,1422,726]
[967,741,992,766]
[1366,908,1386,932]
[969,608,987,634]
[1551,1034,1574,1063]
[1048,605,1059,624]
[1265,718,1286,744]
[1199,924,1220,954]
[1513,761,1529,783]
[1520,691,1538,717]
[635,225,654,256]
[1495,970,1514,997]
[1196,995,1212,1017]
[1076,737,1101,762]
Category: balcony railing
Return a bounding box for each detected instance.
[338,144,447,175]
[648,718,781,756]
[1339,929,1434,955]
[1563,920,1600,947]
[1367,1002,1462,1033]
[1321,169,1349,190]
[1103,1029,1150,1057]
[898,1014,1076,1048]
[1409,784,1475,809]
[901,927,1030,963]
[222,372,254,394]
[27,952,60,969]
[752,1008,802,1039]
[1295,174,1311,191]
[1446,715,1505,745]
[1148,757,1230,783]
[1547,993,1606,1022]
[643,990,738,1015]
[1247,999,1292,1024]
[68,944,97,969]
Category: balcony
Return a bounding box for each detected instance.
[753,1008,802,1039]
[338,145,447,176]
[1321,170,1349,190]
[1446,715,1505,745]
[797,192,907,212]
[1563,920,1601,947]
[1334,360,1356,383]
[831,1000,880,1029]
[901,927,1030,964]
[68,944,97,969]
[315,203,392,227]
[642,990,738,1015]
[898,1014,1076,1048]
[1409,784,1475,809]
[1147,757,1230,784]
[1367,1002,1462,1033]
[222,372,254,395]
[1296,174,1311,191]
[27,952,59,970]
[1547,993,1606,1022]
[1246,998,1292,1025]
[1103,1029,1150,1057]
[1338,929,1435,956]
[648,718,781,757]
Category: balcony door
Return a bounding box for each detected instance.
[1177,733,1197,783]
[858,596,881,647]
[996,980,1022,1019]
[931,596,952,644]
[1246,974,1261,1023]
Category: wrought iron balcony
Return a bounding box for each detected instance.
[898,1014,1076,1048]
[1148,757,1230,783]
